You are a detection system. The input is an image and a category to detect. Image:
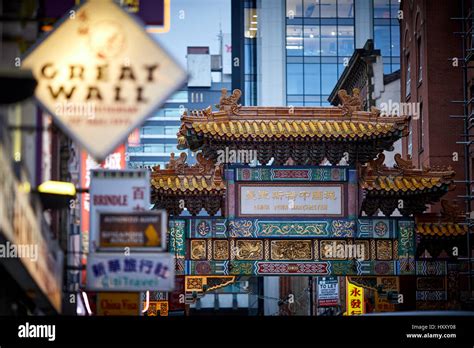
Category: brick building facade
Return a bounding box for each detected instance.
[400,0,466,206]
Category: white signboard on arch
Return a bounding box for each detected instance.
[22,0,186,161]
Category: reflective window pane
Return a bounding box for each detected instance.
[320,0,337,17]
[320,25,337,56]
[304,64,321,94]
[338,25,354,56]
[303,0,320,17]
[390,0,399,18]
[304,26,320,56]
[391,25,400,57]
[287,25,304,56]
[321,64,338,94]
[338,0,354,18]
[287,0,303,18]
[287,64,304,94]
[374,0,391,18]
[374,25,391,57]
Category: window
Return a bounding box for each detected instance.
[287,25,303,56]
[304,64,321,94]
[417,37,423,83]
[374,0,390,18]
[321,64,338,94]
[320,0,337,17]
[406,54,411,97]
[304,26,320,56]
[337,0,354,18]
[374,26,391,57]
[164,126,179,135]
[337,25,354,56]
[408,123,413,156]
[287,64,304,94]
[391,26,400,57]
[320,25,338,56]
[166,91,188,103]
[143,144,164,153]
[303,0,320,18]
[287,0,303,17]
[418,102,423,152]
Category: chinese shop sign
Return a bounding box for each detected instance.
[96,292,140,316]
[98,211,167,250]
[86,253,174,291]
[22,0,186,160]
[238,184,344,217]
[89,169,150,253]
[346,279,365,315]
[317,277,339,307]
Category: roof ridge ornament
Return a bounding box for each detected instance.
[367,153,388,174]
[394,153,415,170]
[152,152,218,177]
[218,88,242,115]
[337,88,362,116]
[440,199,465,222]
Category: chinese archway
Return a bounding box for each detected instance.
[150,88,460,313]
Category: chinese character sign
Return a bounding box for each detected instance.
[239,184,344,217]
[346,279,365,315]
[86,253,174,291]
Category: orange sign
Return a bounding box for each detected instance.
[97,292,140,316]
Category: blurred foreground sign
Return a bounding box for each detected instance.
[86,252,174,291]
[98,211,167,250]
[89,169,150,253]
[22,0,186,160]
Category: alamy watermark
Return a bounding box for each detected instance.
[322,242,366,261]
[216,147,257,165]
[379,100,420,120]
[0,241,38,262]
[18,322,55,341]
[55,101,96,119]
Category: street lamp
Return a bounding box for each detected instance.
[35,180,77,209]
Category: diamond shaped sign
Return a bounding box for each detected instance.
[22,0,186,161]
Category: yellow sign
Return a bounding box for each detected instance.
[145,224,159,246]
[346,279,365,315]
[97,292,140,316]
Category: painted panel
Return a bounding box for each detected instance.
[270,240,313,260]
[398,220,416,275]
[234,166,348,182]
[185,260,403,276]
[357,218,396,239]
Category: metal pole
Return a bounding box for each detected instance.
[309,276,314,316]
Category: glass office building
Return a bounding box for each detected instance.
[232,0,400,107]
[285,0,399,106]
[373,0,400,73]
[286,0,355,106]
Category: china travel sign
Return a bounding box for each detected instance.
[22,0,186,160]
